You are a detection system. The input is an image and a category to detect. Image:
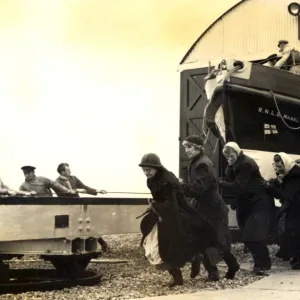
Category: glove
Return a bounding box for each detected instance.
[230,203,237,211]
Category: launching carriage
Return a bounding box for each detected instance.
[0,195,149,293]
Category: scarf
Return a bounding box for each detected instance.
[59,175,72,190]
[223,142,242,156]
[276,152,296,175]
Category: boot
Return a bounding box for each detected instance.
[202,257,220,282]
[223,251,240,280]
[205,270,220,282]
[98,237,108,252]
[252,267,269,275]
[225,263,240,280]
[275,249,290,261]
[190,254,201,279]
[290,257,300,270]
[166,268,183,288]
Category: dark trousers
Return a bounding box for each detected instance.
[223,251,239,269]
[244,241,271,269]
[202,250,239,274]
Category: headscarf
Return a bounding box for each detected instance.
[276,152,296,175]
[222,142,242,156]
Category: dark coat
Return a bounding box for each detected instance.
[183,153,232,253]
[267,165,300,258]
[221,152,273,242]
[140,167,218,269]
[55,176,97,197]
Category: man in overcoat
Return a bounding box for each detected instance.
[180,135,240,281]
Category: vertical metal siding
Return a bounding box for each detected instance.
[182,0,300,67]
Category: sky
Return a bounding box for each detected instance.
[0,0,239,193]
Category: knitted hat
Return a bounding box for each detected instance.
[139,153,163,168]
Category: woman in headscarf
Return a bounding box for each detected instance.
[266,152,300,269]
[219,142,273,275]
[138,153,219,287]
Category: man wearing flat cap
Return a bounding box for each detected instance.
[20,166,77,197]
[275,40,300,74]
[180,135,240,281]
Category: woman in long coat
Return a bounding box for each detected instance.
[220,142,273,274]
[138,153,218,287]
[266,152,300,269]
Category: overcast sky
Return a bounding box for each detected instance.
[0,0,239,193]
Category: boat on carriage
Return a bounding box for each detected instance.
[203,54,300,180]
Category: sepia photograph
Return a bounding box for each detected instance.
[0,0,300,299]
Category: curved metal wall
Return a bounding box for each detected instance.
[180,0,300,69]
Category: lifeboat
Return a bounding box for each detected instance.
[204,58,300,180]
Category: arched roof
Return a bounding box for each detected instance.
[179,0,246,65]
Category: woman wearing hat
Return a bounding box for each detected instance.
[220,142,273,275]
[138,153,217,287]
[181,135,240,282]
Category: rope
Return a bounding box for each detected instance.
[49,191,151,196]
[270,90,300,130]
[224,64,243,82]
[106,192,151,195]
[213,137,220,155]
[202,105,208,139]
[202,63,243,153]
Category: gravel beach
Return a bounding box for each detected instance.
[0,233,290,300]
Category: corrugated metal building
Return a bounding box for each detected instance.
[179,0,300,70]
[178,0,300,223]
[179,0,300,233]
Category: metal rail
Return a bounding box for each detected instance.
[0,196,150,205]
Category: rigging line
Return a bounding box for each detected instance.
[270,90,300,130]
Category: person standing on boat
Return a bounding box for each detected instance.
[180,135,240,282]
[275,40,300,74]
[138,153,222,287]
[219,142,273,275]
[265,153,300,269]
[55,162,108,252]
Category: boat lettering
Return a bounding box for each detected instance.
[258,107,299,123]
